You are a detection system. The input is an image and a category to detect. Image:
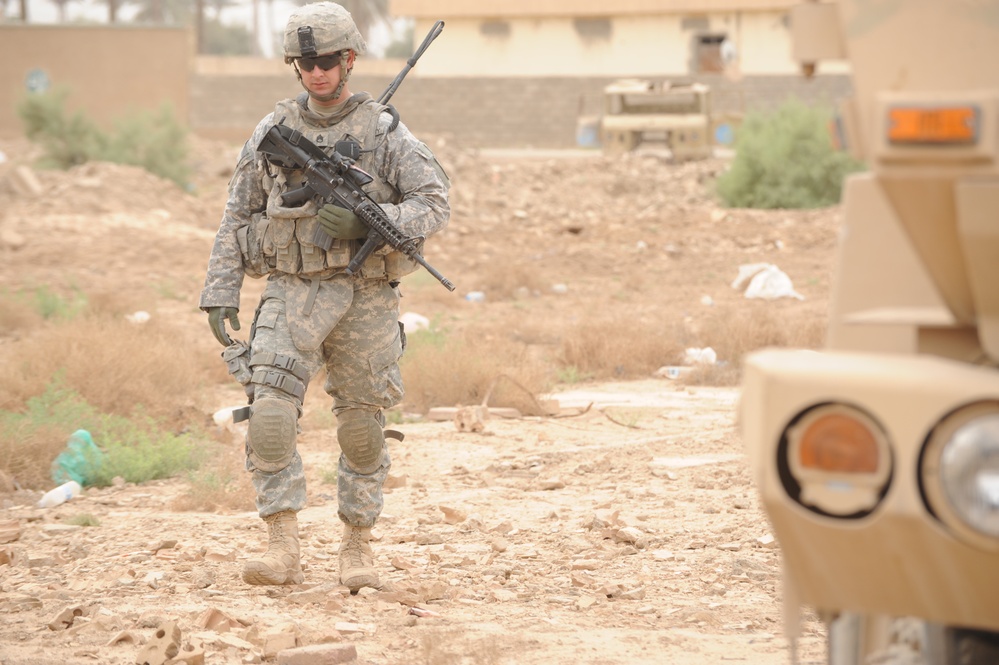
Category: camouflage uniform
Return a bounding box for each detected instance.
[200,90,450,528]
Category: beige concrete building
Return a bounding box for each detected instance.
[389,0,848,78]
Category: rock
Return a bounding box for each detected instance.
[195,607,240,632]
[333,622,374,635]
[389,556,417,570]
[756,534,776,549]
[453,405,487,432]
[489,520,514,535]
[538,478,565,490]
[570,559,601,571]
[261,624,300,659]
[106,629,138,646]
[490,589,518,602]
[134,620,181,665]
[218,633,254,650]
[277,643,357,665]
[47,606,84,631]
[0,519,20,544]
[439,505,467,524]
[614,526,648,548]
[171,639,206,665]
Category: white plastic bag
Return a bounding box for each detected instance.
[684,347,718,365]
[732,263,804,301]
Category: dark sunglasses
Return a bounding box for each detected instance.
[297,53,341,72]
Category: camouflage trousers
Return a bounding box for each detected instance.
[246,272,404,528]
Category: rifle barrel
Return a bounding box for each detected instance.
[378,20,445,105]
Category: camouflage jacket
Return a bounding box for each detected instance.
[199,91,451,311]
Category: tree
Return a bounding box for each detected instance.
[207,0,238,20]
[338,0,389,47]
[127,0,190,24]
[383,21,414,58]
[51,0,74,22]
[202,15,256,54]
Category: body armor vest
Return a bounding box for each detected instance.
[239,95,416,281]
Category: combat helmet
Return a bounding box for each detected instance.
[283,2,367,64]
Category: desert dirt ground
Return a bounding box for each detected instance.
[0,132,840,665]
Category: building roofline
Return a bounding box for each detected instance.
[390,0,797,18]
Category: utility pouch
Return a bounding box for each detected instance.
[222,339,253,386]
[237,213,272,278]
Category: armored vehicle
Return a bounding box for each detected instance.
[740,0,999,662]
[599,78,713,159]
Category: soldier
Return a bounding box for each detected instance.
[199,1,450,591]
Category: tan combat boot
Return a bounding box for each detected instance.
[242,510,304,585]
[338,523,379,592]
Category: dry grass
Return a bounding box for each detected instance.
[401,327,551,415]
[400,299,827,406]
[556,316,687,381]
[0,311,215,424]
[0,421,75,490]
[0,288,221,491]
[170,439,256,513]
[0,292,43,335]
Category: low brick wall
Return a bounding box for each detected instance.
[190,72,852,148]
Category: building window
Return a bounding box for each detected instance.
[480,20,511,38]
[573,17,612,42]
[694,33,727,73]
[681,16,710,31]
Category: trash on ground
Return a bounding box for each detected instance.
[731,262,804,300]
[37,480,82,509]
[684,347,717,365]
[399,311,430,332]
[51,429,103,486]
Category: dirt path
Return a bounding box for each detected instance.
[0,381,826,665]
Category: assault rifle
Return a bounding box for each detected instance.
[258,124,454,291]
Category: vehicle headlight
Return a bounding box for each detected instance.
[922,401,999,551]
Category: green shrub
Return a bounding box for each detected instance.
[102,104,191,187]
[28,285,87,321]
[716,98,865,209]
[17,87,191,188]
[18,88,103,170]
[0,381,203,489]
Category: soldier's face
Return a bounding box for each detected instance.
[297,50,354,103]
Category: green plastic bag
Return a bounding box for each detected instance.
[51,429,104,486]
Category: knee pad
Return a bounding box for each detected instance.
[247,398,298,472]
[336,409,385,475]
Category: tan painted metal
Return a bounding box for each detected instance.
[742,0,999,659]
[600,79,715,159]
